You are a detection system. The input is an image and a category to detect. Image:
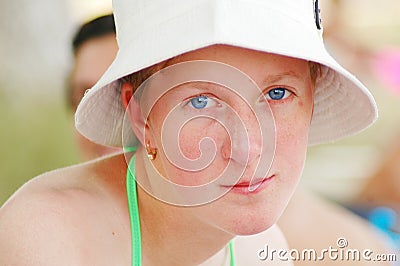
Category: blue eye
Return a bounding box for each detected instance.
[190,95,208,109]
[189,95,216,109]
[266,87,291,100]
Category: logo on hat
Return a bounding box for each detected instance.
[314,0,322,30]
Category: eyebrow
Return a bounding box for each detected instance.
[262,70,305,85]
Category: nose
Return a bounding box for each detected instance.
[221,103,263,166]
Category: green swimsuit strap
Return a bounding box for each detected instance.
[126,153,235,266]
[126,153,142,266]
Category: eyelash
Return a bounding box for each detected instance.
[184,86,294,110]
[186,94,220,109]
[263,87,294,102]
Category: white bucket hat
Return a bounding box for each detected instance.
[75,0,377,147]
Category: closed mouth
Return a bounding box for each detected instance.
[221,175,275,194]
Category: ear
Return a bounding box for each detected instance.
[121,82,133,109]
[120,82,148,146]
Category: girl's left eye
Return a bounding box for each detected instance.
[188,95,218,109]
[265,87,292,101]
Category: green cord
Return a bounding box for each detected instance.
[124,146,138,153]
[126,150,235,266]
[229,240,235,266]
[127,154,141,266]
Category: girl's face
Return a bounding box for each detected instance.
[137,45,314,235]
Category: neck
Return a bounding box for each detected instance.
[134,153,234,265]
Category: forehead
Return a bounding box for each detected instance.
[138,45,312,116]
[166,44,310,80]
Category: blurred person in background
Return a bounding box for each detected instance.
[65,13,394,265]
[351,136,400,248]
[319,0,400,252]
[350,91,400,249]
[68,14,121,160]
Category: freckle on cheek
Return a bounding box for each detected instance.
[179,137,201,160]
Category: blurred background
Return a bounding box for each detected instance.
[0,0,400,206]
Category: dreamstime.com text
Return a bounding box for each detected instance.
[257,237,398,262]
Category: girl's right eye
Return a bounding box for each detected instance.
[188,95,218,109]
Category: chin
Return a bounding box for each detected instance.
[230,214,278,236]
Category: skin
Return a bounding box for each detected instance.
[122,45,314,264]
[69,34,121,160]
[0,43,391,265]
[72,37,393,265]
[1,45,306,266]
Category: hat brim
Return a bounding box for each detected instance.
[75,0,377,147]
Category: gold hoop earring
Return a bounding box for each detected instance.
[146,141,157,160]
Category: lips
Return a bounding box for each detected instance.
[221,175,275,195]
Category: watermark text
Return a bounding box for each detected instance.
[258,237,397,262]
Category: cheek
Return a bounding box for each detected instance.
[273,99,313,176]
[159,118,229,186]
[178,118,225,160]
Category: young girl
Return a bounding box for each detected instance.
[1,0,388,265]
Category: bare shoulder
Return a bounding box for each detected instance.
[279,188,393,265]
[0,154,130,266]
